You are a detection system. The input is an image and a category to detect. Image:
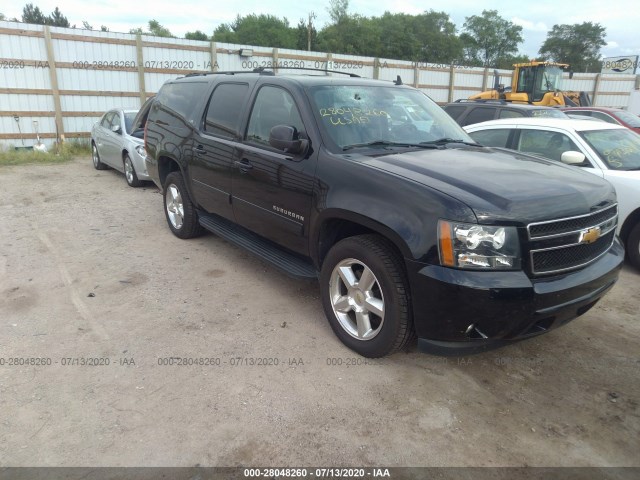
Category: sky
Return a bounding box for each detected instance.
[1,0,638,60]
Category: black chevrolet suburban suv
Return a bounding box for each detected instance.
[142,69,624,357]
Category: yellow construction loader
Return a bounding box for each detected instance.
[469,61,591,106]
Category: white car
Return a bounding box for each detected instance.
[464,118,640,269]
[91,109,150,187]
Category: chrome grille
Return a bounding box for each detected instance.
[528,204,618,275]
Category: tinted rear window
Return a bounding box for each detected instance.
[204,83,249,138]
[157,81,208,121]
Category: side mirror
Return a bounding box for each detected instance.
[111,124,122,134]
[561,150,586,165]
[269,125,308,154]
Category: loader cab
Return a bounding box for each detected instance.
[512,62,568,102]
[515,63,565,102]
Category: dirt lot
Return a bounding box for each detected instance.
[0,157,638,469]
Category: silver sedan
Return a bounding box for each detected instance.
[91,109,150,187]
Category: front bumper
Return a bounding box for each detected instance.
[407,237,624,355]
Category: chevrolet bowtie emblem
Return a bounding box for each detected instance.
[579,227,601,244]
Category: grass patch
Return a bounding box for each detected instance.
[0,140,91,167]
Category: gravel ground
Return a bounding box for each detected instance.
[0,157,638,469]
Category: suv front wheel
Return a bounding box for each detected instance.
[163,171,203,239]
[320,234,414,357]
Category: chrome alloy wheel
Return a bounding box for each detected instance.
[92,144,99,167]
[124,157,134,184]
[329,258,385,340]
[165,184,184,230]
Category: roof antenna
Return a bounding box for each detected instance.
[393,75,403,85]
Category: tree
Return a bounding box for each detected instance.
[496,54,530,70]
[538,22,606,73]
[213,14,296,49]
[130,20,173,37]
[185,30,209,41]
[411,10,462,63]
[22,3,47,24]
[48,7,69,27]
[296,17,317,51]
[148,20,173,37]
[327,0,349,24]
[461,10,523,67]
[0,13,5,21]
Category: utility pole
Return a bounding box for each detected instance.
[307,11,316,51]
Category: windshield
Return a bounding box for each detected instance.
[307,85,473,151]
[615,110,640,128]
[124,112,137,134]
[531,108,568,119]
[580,128,640,170]
[533,66,563,102]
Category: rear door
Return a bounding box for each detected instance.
[231,84,317,255]
[190,82,251,220]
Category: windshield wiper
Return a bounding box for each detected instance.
[342,140,440,151]
[421,138,482,147]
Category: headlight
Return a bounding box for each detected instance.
[135,145,146,157]
[438,220,521,270]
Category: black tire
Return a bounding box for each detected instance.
[163,171,203,239]
[124,154,142,187]
[627,222,640,270]
[320,234,413,358]
[92,142,107,170]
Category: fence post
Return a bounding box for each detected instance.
[272,48,279,73]
[592,73,601,106]
[210,41,218,72]
[43,25,64,142]
[448,64,456,103]
[135,34,146,107]
[413,64,420,88]
[373,58,380,80]
[326,52,332,75]
[482,67,489,92]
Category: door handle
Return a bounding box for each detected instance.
[194,145,206,155]
[234,159,253,173]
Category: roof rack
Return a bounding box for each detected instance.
[184,67,361,78]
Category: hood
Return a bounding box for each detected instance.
[360,145,616,225]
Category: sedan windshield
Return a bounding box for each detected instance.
[580,128,640,170]
[307,85,474,151]
[124,112,137,135]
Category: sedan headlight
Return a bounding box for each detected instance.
[135,145,146,157]
[438,220,521,270]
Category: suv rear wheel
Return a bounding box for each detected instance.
[320,234,413,357]
[163,171,203,239]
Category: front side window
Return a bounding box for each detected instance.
[101,112,114,128]
[308,85,471,150]
[110,112,122,132]
[246,86,304,146]
[124,112,136,134]
[580,128,640,170]
[517,129,581,162]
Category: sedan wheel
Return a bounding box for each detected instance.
[92,143,107,170]
[124,154,142,187]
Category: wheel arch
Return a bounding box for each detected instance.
[620,207,640,244]
[312,210,413,269]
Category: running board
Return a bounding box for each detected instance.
[198,213,318,279]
